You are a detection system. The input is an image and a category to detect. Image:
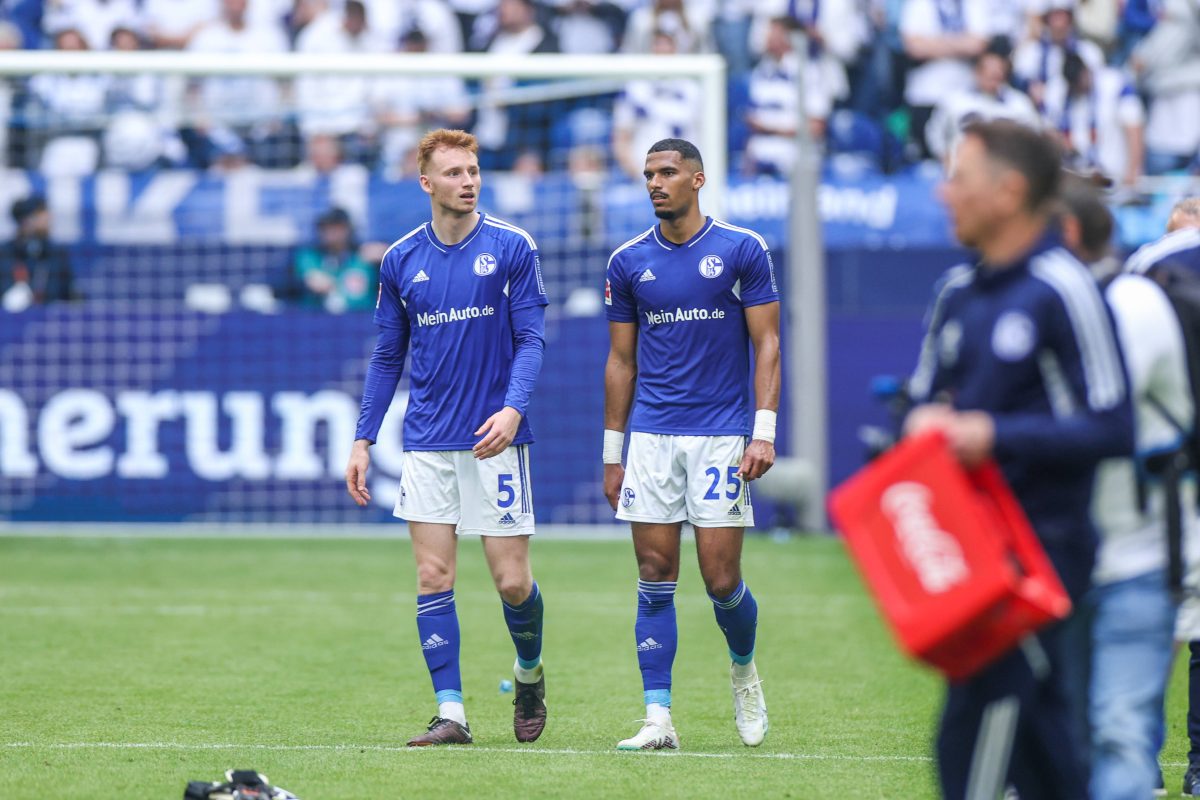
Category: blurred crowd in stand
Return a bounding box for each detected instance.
[0,0,1195,183]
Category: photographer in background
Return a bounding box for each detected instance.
[0,195,77,312]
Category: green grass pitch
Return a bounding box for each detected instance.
[0,534,1194,799]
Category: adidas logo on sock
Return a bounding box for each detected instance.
[639,269,657,282]
[413,269,430,283]
[728,504,742,517]
[422,633,449,650]
[498,512,517,526]
[637,638,663,652]
[511,631,538,640]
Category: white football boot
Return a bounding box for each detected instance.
[731,661,768,746]
[616,719,680,751]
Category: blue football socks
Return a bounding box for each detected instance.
[710,580,758,664]
[502,581,544,670]
[636,579,678,707]
[416,590,462,704]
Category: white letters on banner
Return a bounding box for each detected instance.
[0,389,405,485]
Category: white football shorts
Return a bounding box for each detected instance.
[616,432,754,528]
[395,445,535,537]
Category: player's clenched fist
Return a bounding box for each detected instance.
[345,439,372,506]
[737,439,775,482]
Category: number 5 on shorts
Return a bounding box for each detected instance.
[704,466,740,500]
[498,474,516,508]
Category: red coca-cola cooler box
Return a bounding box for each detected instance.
[827,430,1072,681]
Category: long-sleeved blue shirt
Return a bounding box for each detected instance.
[354,214,549,450]
[909,230,1135,597]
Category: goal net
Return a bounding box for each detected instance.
[0,50,726,525]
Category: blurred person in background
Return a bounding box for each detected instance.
[1115,0,1161,64]
[545,0,625,54]
[474,0,559,172]
[103,20,188,170]
[0,195,76,311]
[1,0,43,47]
[900,0,994,160]
[41,0,141,50]
[621,0,713,54]
[295,0,386,165]
[925,39,1040,164]
[906,120,1133,799]
[371,26,471,178]
[748,0,868,101]
[184,0,293,169]
[344,0,465,53]
[713,0,756,76]
[1013,0,1105,113]
[1058,179,1186,800]
[742,16,831,176]
[1131,0,1200,174]
[277,206,377,313]
[27,26,110,175]
[0,20,18,167]
[1122,197,1200,797]
[611,29,702,179]
[140,0,220,49]
[1045,52,1144,188]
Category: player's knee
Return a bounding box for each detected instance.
[637,555,677,583]
[703,572,741,599]
[494,572,532,605]
[416,559,454,594]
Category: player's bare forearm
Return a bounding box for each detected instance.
[740,303,780,481]
[473,406,522,460]
[345,439,372,506]
[604,322,639,432]
[604,463,625,510]
[604,355,637,431]
[746,302,781,418]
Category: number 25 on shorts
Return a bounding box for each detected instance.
[704,466,740,500]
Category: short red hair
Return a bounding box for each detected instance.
[417,129,479,175]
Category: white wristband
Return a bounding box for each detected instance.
[603,429,625,464]
[752,410,777,444]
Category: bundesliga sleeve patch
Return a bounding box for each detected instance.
[605,279,612,306]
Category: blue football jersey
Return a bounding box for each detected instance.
[376,213,548,450]
[605,217,780,436]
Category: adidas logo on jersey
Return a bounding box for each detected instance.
[639,269,657,282]
[637,638,663,652]
[498,512,517,527]
[422,633,449,650]
[728,504,742,517]
[413,269,430,283]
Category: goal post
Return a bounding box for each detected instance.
[0,50,728,214]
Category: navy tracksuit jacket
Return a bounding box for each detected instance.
[909,230,1135,800]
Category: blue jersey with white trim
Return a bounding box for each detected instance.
[375,213,548,450]
[605,217,780,436]
[909,231,1133,588]
[1123,228,1200,277]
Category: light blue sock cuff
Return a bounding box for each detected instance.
[729,648,755,666]
[435,689,463,704]
[517,655,542,670]
[643,689,672,708]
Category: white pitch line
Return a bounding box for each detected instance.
[2,741,932,763]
